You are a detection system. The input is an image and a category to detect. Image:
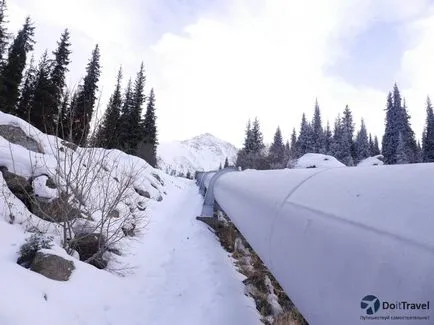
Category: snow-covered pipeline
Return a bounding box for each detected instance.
[198,164,434,324]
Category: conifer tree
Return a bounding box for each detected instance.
[355,119,370,163]
[396,132,408,164]
[29,51,53,132]
[382,84,417,164]
[224,157,229,168]
[422,96,434,162]
[117,79,133,150]
[70,44,100,145]
[289,128,297,159]
[312,100,324,153]
[58,89,70,139]
[0,17,34,113]
[297,113,314,156]
[236,117,266,169]
[50,29,71,134]
[16,55,36,120]
[268,126,285,168]
[373,136,380,156]
[128,63,146,153]
[95,68,122,149]
[251,117,265,153]
[324,121,332,155]
[138,88,158,167]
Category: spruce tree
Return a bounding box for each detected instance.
[331,112,353,166]
[355,119,370,163]
[324,121,332,155]
[382,91,397,164]
[70,44,100,145]
[312,100,324,153]
[128,63,146,153]
[382,84,417,164]
[268,126,285,169]
[58,89,70,139]
[236,117,266,169]
[373,136,380,156]
[117,79,133,150]
[0,17,34,114]
[342,105,355,164]
[29,51,53,132]
[401,99,418,163]
[243,119,254,153]
[297,113,314,156]
[50,29,71,134]
[138,88,158,167]
[224,157,229,168]
[251,117,265,153]
[395,132,408,164]
[422,96,434,162]
[289,128,297,159]
[16,55,36,120]
[96,68,122,149]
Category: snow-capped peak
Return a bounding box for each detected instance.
[158,134,238,176]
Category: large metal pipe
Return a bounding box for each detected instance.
[204,164,434,324]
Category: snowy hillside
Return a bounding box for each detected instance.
[0,112,261,325]
[157,133,238,176]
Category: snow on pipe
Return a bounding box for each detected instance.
[199,164,434,324]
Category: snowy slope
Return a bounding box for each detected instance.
[0,112,260,325]
[157,133,238,176]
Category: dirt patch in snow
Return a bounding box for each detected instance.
[198,212,308,325]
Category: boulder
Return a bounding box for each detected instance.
[60,140,78,151]
[134,187,150,198]
[0,167,33,210]
[0,125,43,153]
[30,252,75,281]
[30,194,82,223]
[70,233,107,269]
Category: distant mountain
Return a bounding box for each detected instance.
[157,133,238,176]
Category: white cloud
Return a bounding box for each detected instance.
[6,0,434,147]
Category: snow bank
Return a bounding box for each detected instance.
[289,153,346,169]
[357,154,384,167]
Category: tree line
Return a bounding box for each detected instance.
[0,1,158,167]
[237,84,434,169]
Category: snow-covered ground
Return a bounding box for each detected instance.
[289,153,346,169]
[0,112,260,325]
[0,179,260,325]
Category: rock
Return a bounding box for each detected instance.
[0,125,43,153]
[70,233,107,269]
[156,195,163,202]
[60,140,78,151]
[136,201,146,211]
[30,193,82,222]
[122,223,136,237]
[108,209,120,218]
[152,173,164,186]
[30,252,74,281]
[134,187,150,198]
[45,176,57,189]
[0,167,33,210]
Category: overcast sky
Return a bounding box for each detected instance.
[7,0,434,147]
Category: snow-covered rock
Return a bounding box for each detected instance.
[157,133,238,176]
[357,155,384,167]
[289,153,346,169]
